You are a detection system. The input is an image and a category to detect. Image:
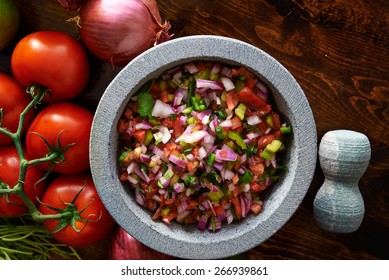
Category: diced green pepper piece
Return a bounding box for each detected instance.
[182,106,193,115]
[148,117,160,126]
[187,77,195,106]
[260,139,283,160]
[240,170,253,184]
[187,116,197,124]
[144,130,153,146]
[184,175,196,186]
[207,153,216,166]
[234,80,245,92]
[266,115,274,129]
[260,148,273,160]
[280,126,292,134]
[191,96,201,111]
[207,185,224,202]
[227,130,247,149]
[234,103,246,120]
[266,139,282,153]
[118,150,130,166]
[215,126,227,139]
[161,207,171,216]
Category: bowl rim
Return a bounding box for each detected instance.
[90,35,317,259]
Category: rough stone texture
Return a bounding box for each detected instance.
[89,35,317,259]
[314,130,371,233]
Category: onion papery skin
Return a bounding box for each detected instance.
[109,226,174,260]
[78,0,172,67]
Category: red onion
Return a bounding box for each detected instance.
[109,226,173,260]
[77,0,173,66]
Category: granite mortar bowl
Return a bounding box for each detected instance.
[90,35,317,259]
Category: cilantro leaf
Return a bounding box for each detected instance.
[137,92,154,118]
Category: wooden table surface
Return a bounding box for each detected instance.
[2,0,388,260]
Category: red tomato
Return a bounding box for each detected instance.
[0,73,35,146]
[25,102,93,174]
[39,173,115,248]
[0,145,47,217]
[11,31,89,103]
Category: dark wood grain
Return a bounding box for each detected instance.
[5,0,388,260]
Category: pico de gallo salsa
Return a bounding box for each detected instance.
[117,61,292,231]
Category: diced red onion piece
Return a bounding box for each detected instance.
[184,62,199,74]
[173,183,184,193]
[219,119,232,127]
[159,126,171,144]
[126,161,138,174]
[151,99,175,118]
[220,77,235,91]
[223,168,235,181]
[135,122,152,130]
[175,130,207,143]
[127,176,138,185]
[173,90,184,106]
[246,115,262,126]
[169,154,187,168]
[211,63,222,74]
[196,79,223,90]
[215,144,238,162]
[221,66,232,78]
[135,187,146,207]
[197,215,208,231]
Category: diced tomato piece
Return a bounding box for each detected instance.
[250,203,263,215]
[213,205,225,217]
[124,108,133,120]
[133,130,146,143]
[250,182,267,193]
[257,134,275,148]
[235,87,270,111]
[186,161,198,172]
[152,206,163,220]
[226,91,239,111]
[230,115,242,130]
[238,67,255,79]
[231,68,239,77]
[245,77,257,89]
[274,129,284,141]
[162,209,177,224]
[119,172,128,181]
[271,112,281,130]
[147,199,157,211]
[230,197,242,220]
[160,89,170,103]
[118,118,128,134]
[249,162,265,175]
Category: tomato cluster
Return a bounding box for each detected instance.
[0,30,115,248]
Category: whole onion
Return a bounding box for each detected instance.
[76,0,173,66]
[109,226,173,260]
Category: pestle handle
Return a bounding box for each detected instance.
[313,130,371,233]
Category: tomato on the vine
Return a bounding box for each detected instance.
[25,102,93,174]
[0,145,47,217]
[11,30,90,103]
[39,173,115,248]
[0,72,35,146]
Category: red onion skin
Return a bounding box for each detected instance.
[57,0,85,11]
[109,226,174,260]
[78,0,172,66]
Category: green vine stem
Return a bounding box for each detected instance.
[0,86,75,223]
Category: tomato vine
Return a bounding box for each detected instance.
[0,89,79,223]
